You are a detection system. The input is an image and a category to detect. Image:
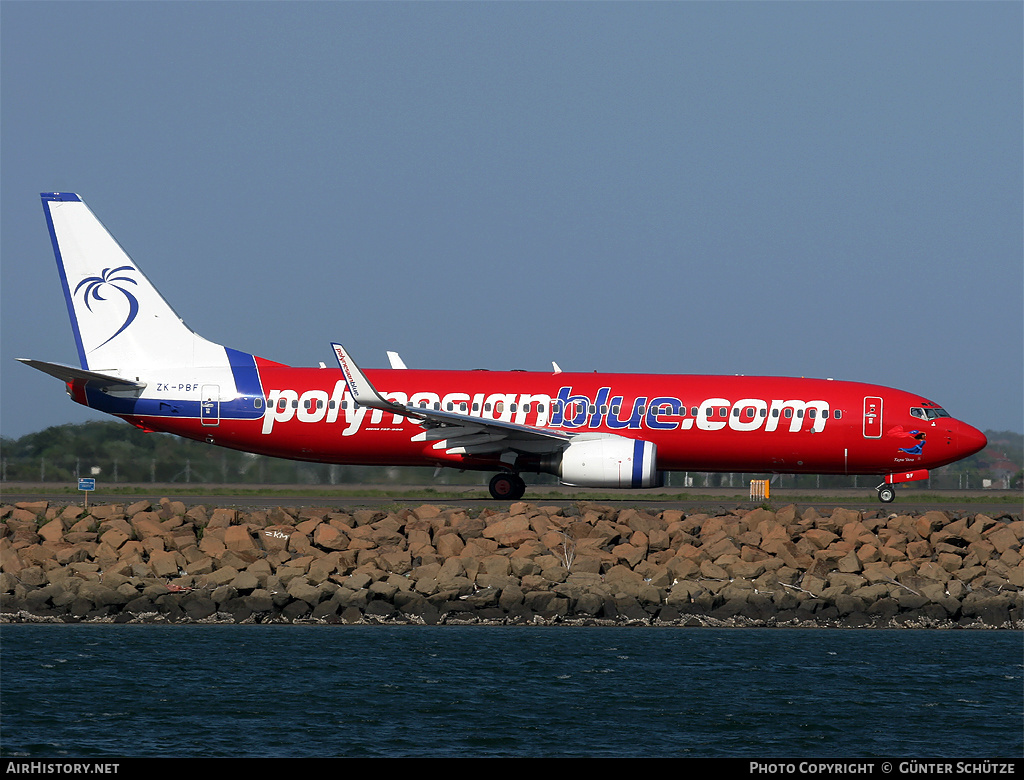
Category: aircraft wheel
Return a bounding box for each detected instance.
[877,485,896,503]
[489,472,526,501]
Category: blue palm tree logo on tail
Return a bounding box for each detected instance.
[74,266,139,348]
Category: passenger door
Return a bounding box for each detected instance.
[863,396,882,439]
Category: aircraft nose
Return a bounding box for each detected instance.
[958,423,988,458]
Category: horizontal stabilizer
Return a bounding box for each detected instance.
[17,358,146,390]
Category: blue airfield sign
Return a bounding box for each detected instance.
[78,477,96,508]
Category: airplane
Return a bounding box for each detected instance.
[20,192,988,502]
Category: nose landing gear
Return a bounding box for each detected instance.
[876,483,896,503]
[876,469,928,503]
[489,472,526,501]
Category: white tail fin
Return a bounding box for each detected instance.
[41,193,225,372]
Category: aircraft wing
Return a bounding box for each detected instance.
[331,343,571,459]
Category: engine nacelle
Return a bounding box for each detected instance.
[540,435,663,489]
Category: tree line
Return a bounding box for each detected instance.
[0,420,1019,490]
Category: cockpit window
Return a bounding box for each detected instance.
[911,406,951,420]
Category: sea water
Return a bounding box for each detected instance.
[1,625,1020,758]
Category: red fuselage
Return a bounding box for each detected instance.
[86,360,987,480]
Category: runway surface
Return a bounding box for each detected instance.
[2,483,1019,516]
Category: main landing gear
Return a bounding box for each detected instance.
[876,483,896,503]
[489,472,526,501]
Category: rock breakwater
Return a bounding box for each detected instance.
[2,500,1021,628]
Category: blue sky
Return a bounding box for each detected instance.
[2,1,1021,440]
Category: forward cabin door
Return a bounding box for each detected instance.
[863,396,883,439]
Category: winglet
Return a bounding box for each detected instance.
[331,342,571,446]
[331,343,402,412]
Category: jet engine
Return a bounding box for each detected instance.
[539,435,663,489]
